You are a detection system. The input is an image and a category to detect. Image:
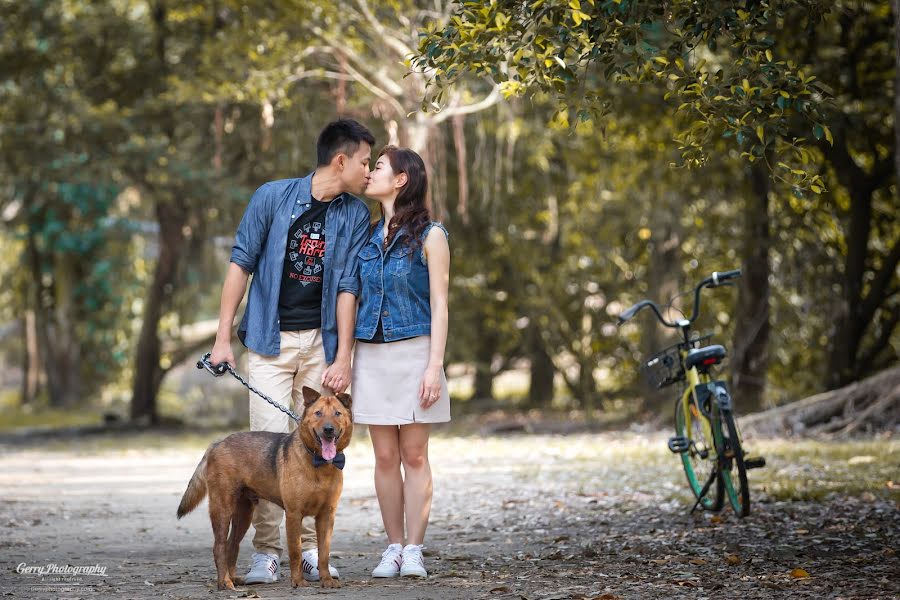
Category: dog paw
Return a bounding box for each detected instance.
[291,576,308,588]
[321,577,341,589]
[217,580,236,591]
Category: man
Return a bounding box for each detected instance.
[209,119,374,585]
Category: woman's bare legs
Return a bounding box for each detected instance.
[368,425,405,544]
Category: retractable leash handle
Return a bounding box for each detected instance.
[197,352,229,377]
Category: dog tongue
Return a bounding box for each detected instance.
[321,439,337,461]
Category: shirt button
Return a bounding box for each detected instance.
[291,215,295,219]
[382,310,389,317]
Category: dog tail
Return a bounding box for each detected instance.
[177,444,214,519]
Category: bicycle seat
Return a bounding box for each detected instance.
[685,345,727,370]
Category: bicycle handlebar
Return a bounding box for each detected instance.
[617,269,742,328]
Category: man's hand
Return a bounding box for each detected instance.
[209,339,235,371]
[322,355,351,393]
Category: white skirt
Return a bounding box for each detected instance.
[352,335,451,425]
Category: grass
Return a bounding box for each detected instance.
[745,437,900,503]
[0,407,106,430]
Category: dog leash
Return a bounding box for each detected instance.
[197,353,301,423]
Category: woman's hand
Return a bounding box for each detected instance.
[419,363,444,409]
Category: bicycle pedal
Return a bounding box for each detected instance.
[745,456,766,469]
[668,436,690,453]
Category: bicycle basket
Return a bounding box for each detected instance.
[640,343,685,389]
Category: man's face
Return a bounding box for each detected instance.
[339,142,371,195]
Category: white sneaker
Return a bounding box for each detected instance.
[301,548,340,582]
[371,543,403,578]
[400,544,427,578]
[244,552,279,584]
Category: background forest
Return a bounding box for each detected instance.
[0,0,896,428]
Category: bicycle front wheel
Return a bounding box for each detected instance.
[674,396,723,511]
[719,408,750,517]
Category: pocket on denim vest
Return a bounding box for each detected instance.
[359,246,380,280]
[388,245,413,276]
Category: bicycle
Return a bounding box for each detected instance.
[618,269,765,517]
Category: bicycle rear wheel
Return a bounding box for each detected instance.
[718,408,750,516]
[674,396,723,511]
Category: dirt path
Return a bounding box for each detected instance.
[1,432,897,599]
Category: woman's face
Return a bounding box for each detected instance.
[365,155,405,200]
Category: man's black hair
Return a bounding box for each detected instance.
[316,119,376,166]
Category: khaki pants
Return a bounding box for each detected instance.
[248,329,327,557]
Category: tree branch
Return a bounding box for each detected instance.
[354,0,415,59]
[860,236,900,325]
[338,58,407,119]
[432,86,502,124]
[856,305,900,378]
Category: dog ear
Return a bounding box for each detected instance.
[336,392,352,409]
[302,386,321,407]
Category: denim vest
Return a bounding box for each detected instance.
[230,174,371,362]
[355,220,449,342]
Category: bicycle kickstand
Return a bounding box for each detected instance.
[690,468,718,514]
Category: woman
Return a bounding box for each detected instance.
[352,146,450,579]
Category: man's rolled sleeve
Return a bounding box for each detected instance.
[230,183,273,273]
[337,204,371,297]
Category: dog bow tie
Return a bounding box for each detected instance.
[311,452,346,470]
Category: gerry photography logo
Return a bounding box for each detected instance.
[16,562,108,577]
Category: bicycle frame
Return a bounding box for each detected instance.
[682,363,716,460]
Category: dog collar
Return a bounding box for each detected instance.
[304,445,346,470]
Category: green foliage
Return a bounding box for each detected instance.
[415,0,833,193]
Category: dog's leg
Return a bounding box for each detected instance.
[315,508,340,588]
[209,492,236,590]
[226,496,254,586]
[285,511,307,588]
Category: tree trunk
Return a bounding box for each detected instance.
[21,310,41,405]
[526,324,555,407]
[731,161,771,412]
[130,199,188,423]
[825,184,873,390]
[893,0,900,200]
[642,191,682,414]
[25,222,80,408]
[471,332,496,403]
[466,320,499,403]
[577,357,598,417]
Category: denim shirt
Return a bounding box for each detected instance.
[355,220,449,342]
[230,174,370,362]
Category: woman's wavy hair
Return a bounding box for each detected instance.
[377,145,430,251]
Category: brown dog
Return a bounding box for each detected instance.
[176,386,352,590]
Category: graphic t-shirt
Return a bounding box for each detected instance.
[278,199,328,330]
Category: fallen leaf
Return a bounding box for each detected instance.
[725,553,741,565]
[710,515,724,524]
[490,586,511,594]
[597,594,620,600]
[689,558,707,565]
[790,568,810,578]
